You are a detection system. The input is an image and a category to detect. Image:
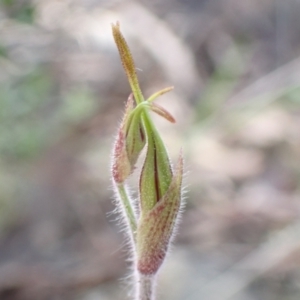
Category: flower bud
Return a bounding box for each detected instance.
[137,153,183,275]
[112,94,146,184]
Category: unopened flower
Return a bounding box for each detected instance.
[137,148,183,275]
[136,111,183,274]
[111,22,185,299]
[112,94,146,184]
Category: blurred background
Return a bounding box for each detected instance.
[1,0,300,299]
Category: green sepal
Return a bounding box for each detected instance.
[139,114,173,212]
[112,22,144,104]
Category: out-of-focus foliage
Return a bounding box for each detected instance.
[0,70,97,161]
[1,0,35,24]
[0,69,52,161]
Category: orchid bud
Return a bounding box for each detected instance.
[137,151,183,275]
[111,22,185,299]
[137,112,183,274]
[112,94,146,184]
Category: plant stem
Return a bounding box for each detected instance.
[137,273,155,300]
[117,183,137,238]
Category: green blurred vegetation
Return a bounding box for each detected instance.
[0,68,97,163]
[1,0,35,23]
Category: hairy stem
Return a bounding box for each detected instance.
[137,273,155,300]
[116,183,137,238]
